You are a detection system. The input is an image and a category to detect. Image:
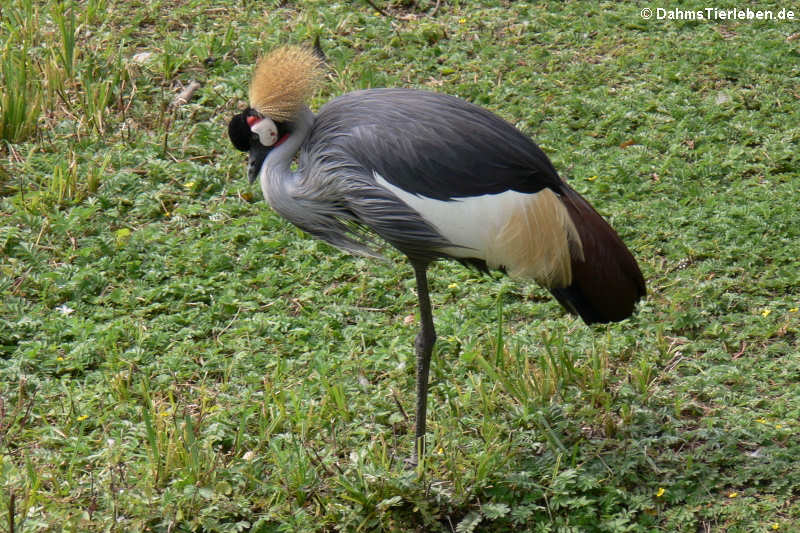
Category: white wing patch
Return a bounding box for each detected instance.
[374,172,583,287]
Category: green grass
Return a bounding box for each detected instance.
[1,0,799,531]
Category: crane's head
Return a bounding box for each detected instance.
[228,107,290,183]
[227,45,323,183]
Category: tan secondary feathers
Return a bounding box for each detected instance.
[249,45,324,122]
[492,188,584,287]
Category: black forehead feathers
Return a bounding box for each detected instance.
[228,109,252,152]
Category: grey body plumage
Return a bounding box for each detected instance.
[266,88,565,264]
[258,97,453,262]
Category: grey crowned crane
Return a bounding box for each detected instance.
[227,46,646,461]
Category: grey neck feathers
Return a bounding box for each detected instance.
[260,106,314,205]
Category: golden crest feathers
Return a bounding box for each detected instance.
[249,45,324,122]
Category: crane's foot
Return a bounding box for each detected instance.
[403,454,418,469]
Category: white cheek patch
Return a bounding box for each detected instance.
[252,117,279,146]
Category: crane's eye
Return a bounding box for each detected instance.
[228,111,252,152]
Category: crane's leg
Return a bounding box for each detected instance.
[411,262,436,464]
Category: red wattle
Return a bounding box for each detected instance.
[246,116,261,127]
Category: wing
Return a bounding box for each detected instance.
[295,89,645,323]
[308,88,566,200]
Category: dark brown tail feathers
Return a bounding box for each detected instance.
[550,185,646,325]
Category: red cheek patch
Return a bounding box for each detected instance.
[246,116,261,128]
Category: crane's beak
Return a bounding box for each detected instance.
[248,144,272,184]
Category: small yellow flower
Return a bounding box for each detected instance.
[728,491,738,498]
[437,447,444,455]
[656,487,665,497]
[184,181,196,188]
[115,228,132,244]
[159,410,170,417]
[448,283,459,289]
[76,415,88,421]
[775,424,782,429]
[56,356,65,362]
[761,308,771,317]
[755,418,767,424]
[772,523,780,530]
[789,307,798,313]
[587,175,598,181]
[458,18,466,23]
